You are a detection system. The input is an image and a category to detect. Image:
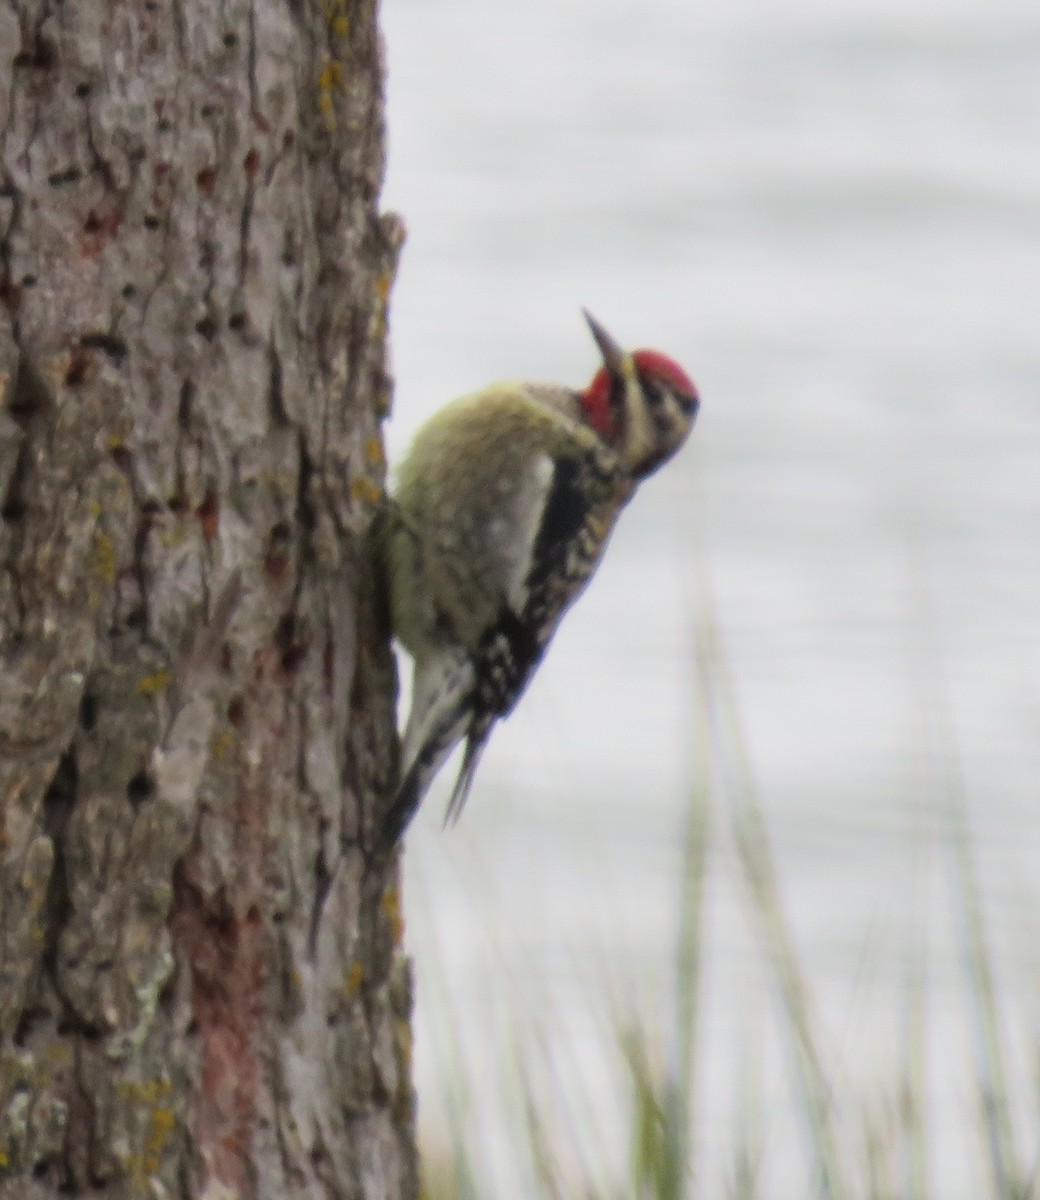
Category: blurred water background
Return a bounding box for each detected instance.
[379,0,1040,1194]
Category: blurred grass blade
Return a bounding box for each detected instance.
[696,601,850,1200]
[730,989,765,1200]
[519,1065,567,1200]
[623,1029,668,1199]
[898,837,931,1200]
[907,546,1020,1200]
[943,761,1019,1200]
[657,627,714,1200]
[899,675,932,1200]
[410,870,485,1200]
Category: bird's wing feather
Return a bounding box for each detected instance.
[443,719,493,827]
[437,449,625,829]
[468,446,624,722]
[520,445,626,648]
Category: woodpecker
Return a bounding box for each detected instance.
[380,311,699,848]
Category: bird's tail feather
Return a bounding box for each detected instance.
[381,705,469,848]
[399,646,471,772]
[380,647,474,848]
[443,719,494,827]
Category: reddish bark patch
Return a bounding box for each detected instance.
[263,523,292,585]
[172,869,264,1198]
[243,148,261,179]
[197,491,219,542]
[64,344,96,387]
[196,165,218,196]
[0,280,22,310]
[170,685,279,1199]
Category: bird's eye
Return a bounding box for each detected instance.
[675,389,699,416]
[642,378,666,408]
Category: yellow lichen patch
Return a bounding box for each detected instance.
[285,969,305,1010]
[317,57,343,124]
[350,476,383,506]
[322,0,349,38]
[145,1106,176,1171]
[345,961,365,996]
[92,531,118,584]
[116,1081,176,1182]
[118,1078,173,1105]
[137,669,171,696]
[159,522,190,548]
[211,730,236,759]
[364,437,385,469]
[376,272,392,302]
[381,885,404,946]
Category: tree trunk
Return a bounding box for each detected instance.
[0,0,412,1195]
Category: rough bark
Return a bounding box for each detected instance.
[0,0,412,1195]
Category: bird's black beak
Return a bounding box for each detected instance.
[582,309,625,377]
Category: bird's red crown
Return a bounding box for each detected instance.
[580,349,697,439]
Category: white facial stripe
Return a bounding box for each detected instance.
[621,358,658,469]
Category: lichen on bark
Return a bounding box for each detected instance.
[0,0,412,1195]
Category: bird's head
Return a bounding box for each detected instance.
[578,310,699,479]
